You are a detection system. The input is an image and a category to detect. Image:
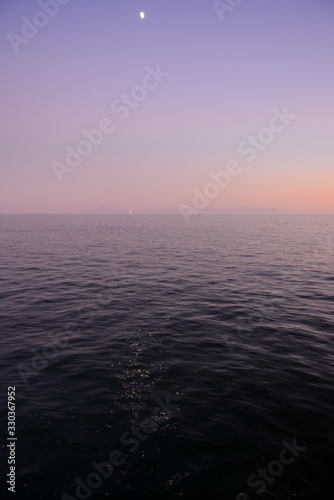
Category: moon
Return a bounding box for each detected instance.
[140,12,145,19]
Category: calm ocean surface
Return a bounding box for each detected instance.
[1,214,334,500]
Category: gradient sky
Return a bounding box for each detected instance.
[1,0,334,213]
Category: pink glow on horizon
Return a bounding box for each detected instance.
[1,0,334,214]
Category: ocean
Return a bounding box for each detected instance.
[0,214,333,500]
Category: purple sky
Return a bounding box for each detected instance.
[1,0,334,213]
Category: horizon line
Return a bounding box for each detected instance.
[1,212,334,216]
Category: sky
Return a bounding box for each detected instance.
[1,0,334,214]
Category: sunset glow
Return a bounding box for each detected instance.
[1,0,333,214]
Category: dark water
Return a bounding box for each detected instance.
[1,214,334,500]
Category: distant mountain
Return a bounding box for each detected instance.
[83,207,304,215]
[202,207,304,214]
